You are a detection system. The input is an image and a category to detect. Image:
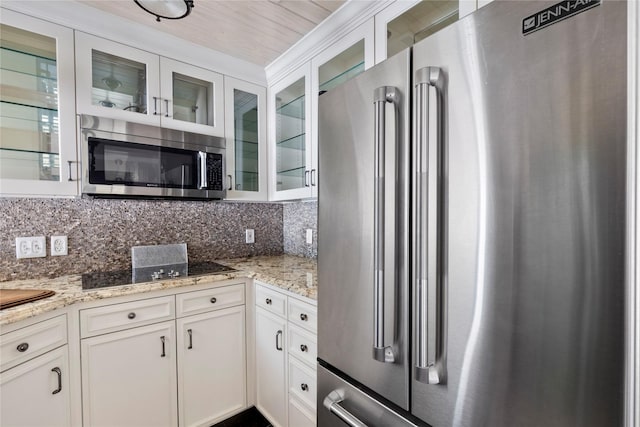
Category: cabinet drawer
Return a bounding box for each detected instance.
[255,285,286,317]
[289,356,317,411]
[176,283,244,317]
[288,324,317,368]
[80,295,175,338]
[288,298,317,333]
[289,395,316,427]
[0,315,67,372]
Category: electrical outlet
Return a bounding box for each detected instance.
[306,229,313,245]
[245,229,255,244]
[15,236,46,259]
[51,235,68,256]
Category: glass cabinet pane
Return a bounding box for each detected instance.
[275,77,305,192]
[319,40,365,95]
[91,49,147,114]
[387,0,459,58]
[172,72,210,125]
[233,89,259,192]
[0,24,60,181]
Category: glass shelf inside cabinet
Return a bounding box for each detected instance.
[91,49,147,113]
[0,23,61,182]
[387,0,459,58]
[275,76,306,192]
[319,40,365,96]
[233,89,259,192]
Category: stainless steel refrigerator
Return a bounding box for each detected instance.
[317,1,627,426]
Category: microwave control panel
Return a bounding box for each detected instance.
[206,153,223,191]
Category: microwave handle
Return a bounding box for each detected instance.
[198,152,208,189]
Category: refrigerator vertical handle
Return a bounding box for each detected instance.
[414,67,445,385]
[372,86,399,364]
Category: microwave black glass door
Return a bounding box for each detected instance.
[88,137,199,189]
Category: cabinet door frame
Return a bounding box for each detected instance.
[159,57,224,137]
[0,9,78,196]
[75,31,161,125]
[80,321,178,427]
[224,77,268,200]
[0,345,71,427]
[255,306,288,427]
[310,18,375,198]
[268,62,313,201]
[176,306,247,427]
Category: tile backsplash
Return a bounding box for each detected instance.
[0,198,284,281]
[283,200,317,259]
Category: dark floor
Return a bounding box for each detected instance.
[211,406,272,427]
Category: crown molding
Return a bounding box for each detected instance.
[265,0,393,85]
[1,0,267,86]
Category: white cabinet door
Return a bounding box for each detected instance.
[0,10,78,196]
[0,345,70,427]
[159,57,224,137]
[269,63,313,201]
[255,307,288,427]
[81,321,178,427]
[224,77,268,200]
[177,306,246,427]
[75,32,161,125]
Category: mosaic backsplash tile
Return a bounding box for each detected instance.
[283,200,317,259]
[0,198,284,281]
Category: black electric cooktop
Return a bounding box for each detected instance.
[81,262,236,290]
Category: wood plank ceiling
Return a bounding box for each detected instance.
[78,0,346,66]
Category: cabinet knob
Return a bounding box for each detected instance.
[300,313,308,321]
[16,342,29,352]
[266,298,272,305]
[300,344,308,352]
[301,383,309,392]
[210,297,217,304]
[128,312,136,319]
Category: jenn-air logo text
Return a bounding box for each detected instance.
[523,0,601,36]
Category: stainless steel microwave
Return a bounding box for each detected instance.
[79,115,225,199]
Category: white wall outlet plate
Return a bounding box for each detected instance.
[51,235,68,256]
[15,236,46,259]
[245,229,255,244]
[306,229,313,245]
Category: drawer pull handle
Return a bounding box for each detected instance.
[300,313,308,321]
[16,342,29,352]
[187,329,193,349]
[300,344,308,352]
[210,297,217,304]
[266,298,272,305]
[301,383,309,392]
[276,330,283,351]
[128,312,136,319]
[160,336,166,357]
[51,367,62,395]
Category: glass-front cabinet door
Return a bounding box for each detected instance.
[160,57,224,137]
[75,31,160,125]
[311,19,374,198]
[269,63,312,201]
[374,0,475,64]
[0,10,77,196]
[224,77,267,200]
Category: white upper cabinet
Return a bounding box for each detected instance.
[224,77,268,200]
[75,32,224,137]
[374,0,475,64]
[0,10,78,196]
[269,63,313,201]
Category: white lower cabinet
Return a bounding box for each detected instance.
[1,345,71,427]
[256,306,288,427]
[81,321,178,427]
[255,282,317,427]
[177,305,246,427]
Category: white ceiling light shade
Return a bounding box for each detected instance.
[134,0,194,22]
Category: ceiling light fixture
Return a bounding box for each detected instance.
[134,0,194,22]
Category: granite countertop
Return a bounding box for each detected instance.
[0,255,317,327]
